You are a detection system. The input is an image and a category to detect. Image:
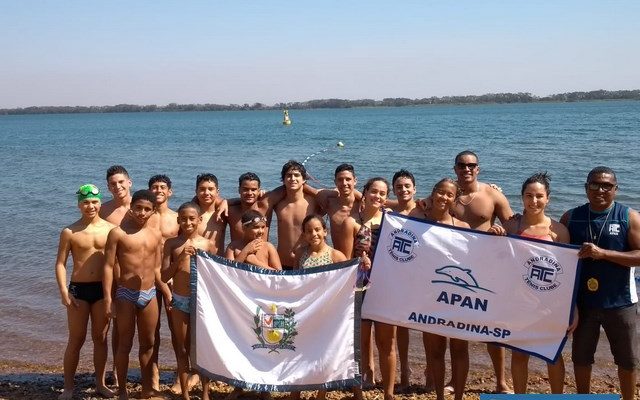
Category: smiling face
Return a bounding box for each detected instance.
[149,181,172,206]
[283,168,305,191]
[107,173,132,200]
[78,198,101,218]
[522,182,549,216]
[244,220,267,241]
[177,207,201,235]
[239,179,260,205]
[129,199,155,226]
[393,177,416,202]
[363,180,388,210]
[585,172,618,211]
[303,217,327,247]
[454,154,479,184]
[431,181,458,212]
[196,180,218,206]
[334,170,357,196]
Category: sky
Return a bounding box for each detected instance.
[1,0,639,108]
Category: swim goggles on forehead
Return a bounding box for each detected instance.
[77,184,100,196]
[242,216,267,226]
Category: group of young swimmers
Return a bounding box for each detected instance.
[55,153,639,400]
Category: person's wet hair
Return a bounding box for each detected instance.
[363,177,390,193]
[521,172,551,196]
[302,214,327,232]
[148,174,172,189]
[334,163,355,178]
[239,172,261,187]
[106,165,129,180]
[281,160,307,181]
[131,189,156,207]
[392,169,415,186]
[177,201,201,215]
[587,166,617,183]
[432,178,461,199]
[454,150,479,164]
[196,173,219,189]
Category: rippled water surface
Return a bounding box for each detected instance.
[1,101,639,366]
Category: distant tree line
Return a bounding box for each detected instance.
[1,89,638,115]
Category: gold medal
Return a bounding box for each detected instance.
[587,277,599,292]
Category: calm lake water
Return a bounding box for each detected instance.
[0,101,638,367]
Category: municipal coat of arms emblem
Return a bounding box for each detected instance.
[252,304,298,353]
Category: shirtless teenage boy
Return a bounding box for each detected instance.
[390,169,418,389]
[100,165,133,225]
[194,173,225,255]
[148,174,179,240]
[103,190,170,400]
[311,164,361,257]
[227,172,283,242]
[55,184,115,400]
[225,210,282,270]
[147,174,179,391]
[99,165,132,387]
[274,161,319,268]
[162,202,215,400]
[450,150,513,394]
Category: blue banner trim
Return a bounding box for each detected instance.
[377,211,581,363]
[190,250,363,391]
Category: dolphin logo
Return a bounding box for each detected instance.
[431,265,495,293]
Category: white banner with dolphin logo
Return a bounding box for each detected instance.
[191,252,361,391]
[361,212,580,362]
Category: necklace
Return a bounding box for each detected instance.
[457,182,479,206]
[588,204,613,245]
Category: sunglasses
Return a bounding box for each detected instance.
[242,216,267,226]
[455,162,478,170]
[76,185,100,196]
[586,182,617,192]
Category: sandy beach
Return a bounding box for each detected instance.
[1,330,636,400]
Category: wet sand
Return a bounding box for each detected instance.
[1,330,637,400]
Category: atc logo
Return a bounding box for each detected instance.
[387,228,419,262]
[522,255,562,291]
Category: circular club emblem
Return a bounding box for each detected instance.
[522,255,563,291]
[387,228,418,262]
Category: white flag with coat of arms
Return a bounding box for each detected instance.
[361,212,580,362]
[191,251,361,391]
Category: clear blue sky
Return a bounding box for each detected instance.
[1,0,638,107]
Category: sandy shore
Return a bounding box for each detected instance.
[1,331,636,400]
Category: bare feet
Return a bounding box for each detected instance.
[138,388,169,399]
[444,384,454,395]
[170,379,181,395]
[399,366,412,391]
[96,384,116,398]
[151,365,160,392]
[58,388,73,400]
[362,371,375,390]
[495,382,513,394]
[423,368,434,391]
